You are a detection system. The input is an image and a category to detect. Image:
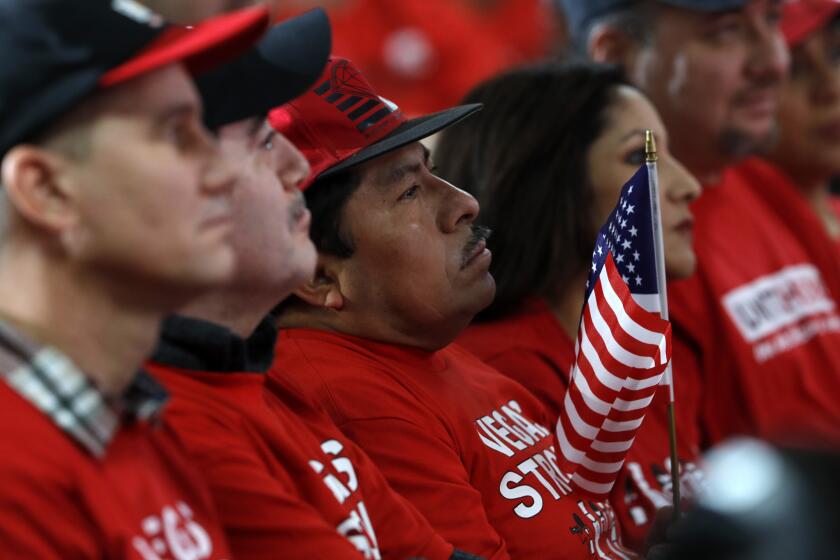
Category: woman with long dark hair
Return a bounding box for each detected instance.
[435,61,702,552]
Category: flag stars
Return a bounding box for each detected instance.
[627,263,635,273]
[629,226,638,238]
[635,276,642,286]
[626,205,635,215]
[633,251,640,261]
[621,240,632,250]
[591,262,597,273]
[597,245,603,256]
[622,275,629,284]
[615,254,625,264]
[620,219,628,229]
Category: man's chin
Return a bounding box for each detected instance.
[720,122,779,159]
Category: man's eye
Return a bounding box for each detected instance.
[399,185,419,201]
[261,131,276,151]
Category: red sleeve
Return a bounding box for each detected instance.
[343,438,455,560]
[338,416,511,560]
[0,460,97,559]
[165,413,368,560]
[482,349,568,423]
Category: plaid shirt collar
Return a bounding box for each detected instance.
[0,320,168,458]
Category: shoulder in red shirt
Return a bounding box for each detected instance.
[0,322,230,560]
[271,327,636,560]
[669,159,840,445]
[148,316,455,560]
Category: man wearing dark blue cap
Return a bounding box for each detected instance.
[0,1,327,557]
[556,0,793,551]
[560,0,788,185]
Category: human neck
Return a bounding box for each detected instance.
[179,286,280,338]
[546,273,589,342]
[276,306,457,352]
[0,245,163,396]
[670,136,726,186]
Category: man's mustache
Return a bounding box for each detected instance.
[461,225,492,269]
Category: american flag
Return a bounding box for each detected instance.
[555,164,672,498]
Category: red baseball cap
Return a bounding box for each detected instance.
[269,57,482,190]
[781,0,840,47]
[100,4,269,87]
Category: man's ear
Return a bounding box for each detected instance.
[0,146,76,233]
[588,24,640,68]
[293,254,346,311]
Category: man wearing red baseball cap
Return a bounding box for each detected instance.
[144,11,477,560]
[0,1,318,557]
[268,57,634,559]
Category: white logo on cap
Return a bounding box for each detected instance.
[112,0,164,28]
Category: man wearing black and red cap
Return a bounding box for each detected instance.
[268,57,634,560]
[0,1,320,557]
[144,13,476,560]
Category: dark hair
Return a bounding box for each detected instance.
[304,168,363,258]
[434,61,629,321]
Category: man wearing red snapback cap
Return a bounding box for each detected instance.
[268,57,634,559]
[143,11,475,560]
[0,1,279,557]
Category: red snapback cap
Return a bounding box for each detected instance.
[781,0,840,47]
[101,3,270,87]
[269,57,481,190]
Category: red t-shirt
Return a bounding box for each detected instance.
[271,328,636,560]
[668,158,840,446]
[147,363,454,560]
[457,299,705,551]
[0,384,231,560]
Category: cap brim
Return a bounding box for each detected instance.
[320,103,483,179]
[660,0,750,11]
[198,8,332,129]
[99,5,270,88]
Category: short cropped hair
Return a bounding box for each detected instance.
[304,168,363,259]
[435,61,629,321]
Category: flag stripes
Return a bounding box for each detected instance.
[556,253,671,498]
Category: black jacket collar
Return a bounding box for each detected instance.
[152,315,276,373]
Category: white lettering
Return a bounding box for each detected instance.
[499,471,543,519]
[476,416,514,457]
[722,265,836,342]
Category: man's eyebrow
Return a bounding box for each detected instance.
[152,102,199,127]
[373,145,428,189]
[246,117,265,138]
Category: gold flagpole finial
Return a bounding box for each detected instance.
[645,130,657,162]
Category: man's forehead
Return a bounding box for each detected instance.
[103,63,202,116]
[364,142,429,185]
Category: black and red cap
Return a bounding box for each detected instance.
[269,57,481,190]
[0,0,270,157]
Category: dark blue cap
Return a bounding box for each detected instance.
[198,8,333,130]
[0,0,269,157]
[558,0,751,36]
